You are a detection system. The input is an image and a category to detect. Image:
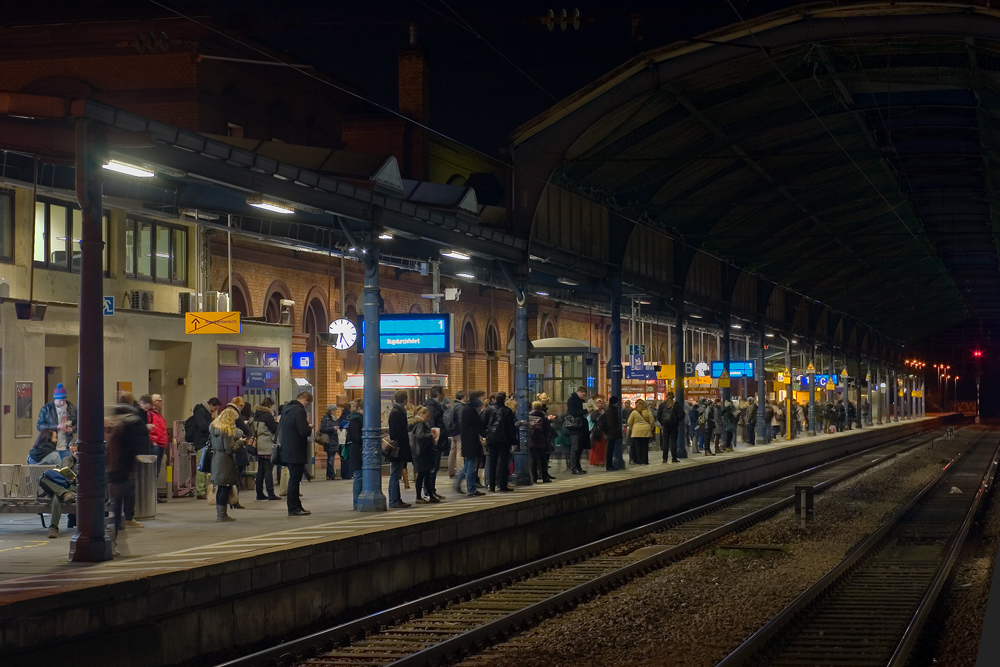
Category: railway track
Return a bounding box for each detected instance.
[217,427,960,667]
[718,428,1000,667]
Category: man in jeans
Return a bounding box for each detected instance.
[280,391,313,516]
[386,390,412,508]
[447,391,467,480]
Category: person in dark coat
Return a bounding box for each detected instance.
[459,390,487,496]
[528,401,553,482]
[657,392,681,463]
[409,406,439,504]
[603,396,624,470]
[423,388,447,501]
[345,403,364,509]
[387,391,412,508]
[192,397,221,499]
[319,404,341,480]
[566,387,589,474]
[484,391,517,493]
[105,401,146,555]
[27,429,61,465]
[280,391,313,516]
[210,398,245,522]
[252,398,280,501]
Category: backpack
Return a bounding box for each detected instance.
[528,414,547,447]
[485,409,505,446]
[444,402,461,436]
[183,413,197,443]
[697,410,707,427]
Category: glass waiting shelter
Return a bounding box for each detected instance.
[509,337,599,410]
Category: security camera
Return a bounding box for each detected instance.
[280,299,295,307]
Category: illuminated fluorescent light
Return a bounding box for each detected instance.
[557,277,579,286]
[441,250,470,260]
[765,333,775,338]
[791,339,798,344]
[456,272,475,279]
[378,233,393,240]
[731,324,742,329]
[102,160,155,178]
[536,291,549,296]
[638,300,651,305]
[247,198,294,214]
[689,313,702,319]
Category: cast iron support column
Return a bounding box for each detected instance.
[68,120,112,562]
[756,321,767,444]
[721,306,731,404]
[673,293,687,458]
[608,275,623,403]
[892,369,899,422]
[512,288,531,486]
[808,345,816,436]
[358,244,387,512]
[855,360,863,429]
[784,337,792,440]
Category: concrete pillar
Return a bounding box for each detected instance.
[358,245,387,512]
[69,120,113,562]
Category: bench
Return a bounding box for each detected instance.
[0,464,75,526]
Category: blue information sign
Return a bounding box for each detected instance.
[359,314,454,354]
[291,352,314,370]
[799,374,838,387]
[103,296,114,316]
[711,360,755,378]
[244,368,270,388]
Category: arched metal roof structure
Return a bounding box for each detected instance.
[511,1,1000,346]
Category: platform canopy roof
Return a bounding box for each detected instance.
[511,1,1000,344]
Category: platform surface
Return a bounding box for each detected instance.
[0,417,935,604]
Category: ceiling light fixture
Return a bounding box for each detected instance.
[791,339,798,344]
[378,233,393,240]
[765,333,775,338]
[456,272,475,279]
[689,313,702,319]
[247,198,294,214]
[557,277,580,286]
[731,323,742,329]
[441,250,470,260]
[536,291,550,296]
[102,160,155,178]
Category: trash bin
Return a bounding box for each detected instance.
[134,454,159,520]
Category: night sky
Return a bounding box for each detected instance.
[168,1,799,155]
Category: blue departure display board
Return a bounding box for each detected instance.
[359,314,454,353]
[799,374,838,387]
[710,360,756,378]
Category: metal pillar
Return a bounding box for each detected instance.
[808,345,816,436]
[756,321,767,444]
[357,244,387,512]
[721,307,731,404]
[867,361,873,426]
[608,275,623,402]
[68,120,112,562]
[673,294,687,458]
[855,361,863,429]
[784,337,792,440]
[512,290,531,486]
[892,370,899,422]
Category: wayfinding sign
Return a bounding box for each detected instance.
[359,314,454,354]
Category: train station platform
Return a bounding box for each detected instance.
[0,415,958,666]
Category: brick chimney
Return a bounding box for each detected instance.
[398,23,428,180]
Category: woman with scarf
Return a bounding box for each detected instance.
[210,397,246,522]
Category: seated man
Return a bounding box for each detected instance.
[37,457,77,539]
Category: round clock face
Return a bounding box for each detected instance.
[328,318,358,350]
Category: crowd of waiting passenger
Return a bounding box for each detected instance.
[23,382,875,552]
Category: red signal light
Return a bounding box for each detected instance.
[974,350,983,358]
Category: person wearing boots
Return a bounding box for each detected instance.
[210,399,246,522]
[565,386,589,474]
[253,398,280,501]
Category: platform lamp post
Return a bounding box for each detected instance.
[340,219,387,512]
[952,376,959,413]
[68,119,113,562]
[499,262,532,486]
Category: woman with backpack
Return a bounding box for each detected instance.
[626,399,654,465]
[528,401,553,482]
[252,398,280,501]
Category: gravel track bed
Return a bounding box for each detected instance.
[915,437,1000,667]
[456,441,969,667]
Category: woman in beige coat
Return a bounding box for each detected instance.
[627,399,654,465]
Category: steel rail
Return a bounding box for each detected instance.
[886,436,1000,666]
[216,427,953,667]
[716,430,998,667]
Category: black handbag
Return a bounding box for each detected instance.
[271,443,283,466]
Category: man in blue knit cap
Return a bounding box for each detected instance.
[37,383,77,460]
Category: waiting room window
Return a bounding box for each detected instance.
[33,198,108,272]
[125,217,187,284]
[0,189,13,262]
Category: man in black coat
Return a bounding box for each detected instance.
[566,386,589,474]
[484,391,518,492]
[387,390,412,508]
[657,392,682,463]
[459,390,487,497]
[280,391,313,516]
[345,402,364,510]
[423,387,447,500]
